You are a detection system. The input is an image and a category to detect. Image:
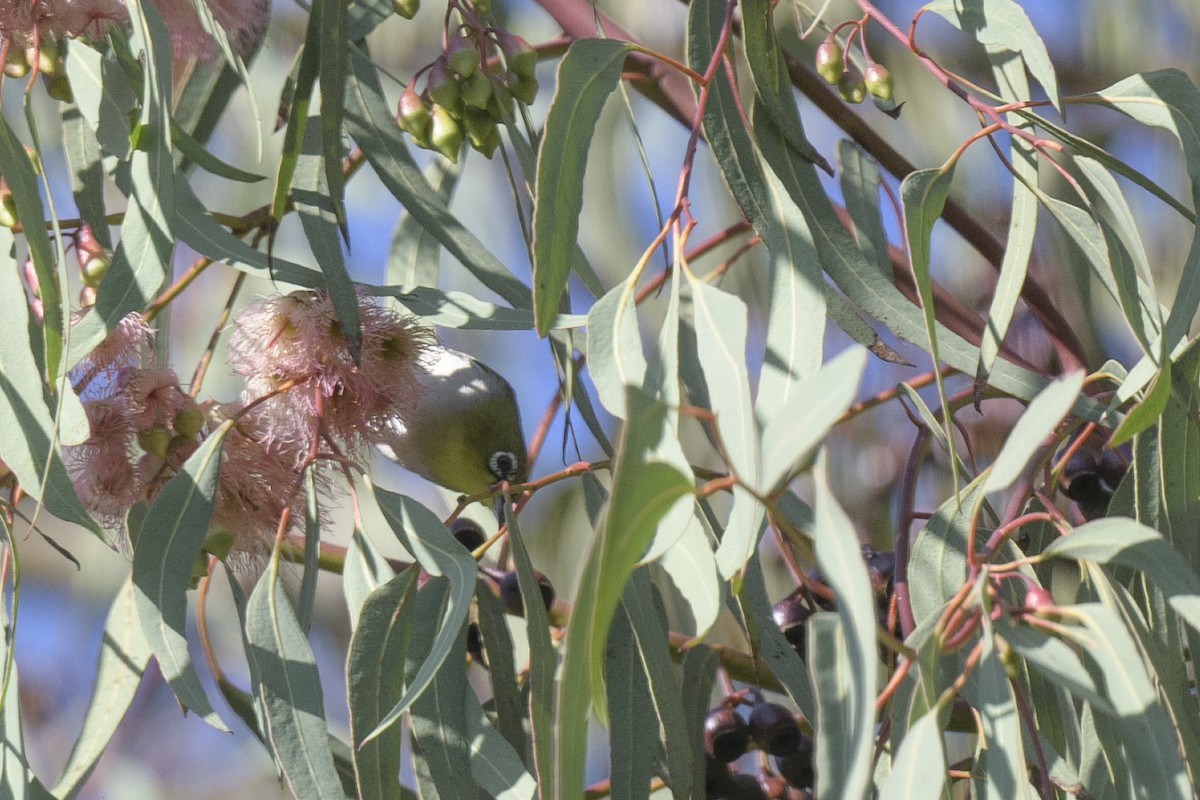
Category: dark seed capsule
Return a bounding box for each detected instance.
[450,518,486,551]
[775,735,815,789]
[704,707,750,763]
[748,701,802,756]
[771,590,813,659]
[498,570,555,616]
[466,622,484,661]
[724,773,769,800]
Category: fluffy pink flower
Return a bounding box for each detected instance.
[228,290,432,455]
[67,397,140,523]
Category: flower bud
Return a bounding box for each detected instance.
[837,68,865,104]
[138,426,173,459]
[430,104,464,162]
[460,70,493,109]
[506,71,538,105]
[0,186,16,229]
[393,0,419,18]
[397,86,432,142]
[77,286,95,309]
[864,63,894,102]
[815,37,842,85]
[496,31,537,80]
[472,0,491,14]
[445,36,479,78]
[4,47,28,79]
[463,108,500,157]
[426,58,462,112]
[172,405,206,439]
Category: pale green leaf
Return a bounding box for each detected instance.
[877,711,945,800]
[246,570,345,800]
[386,158,459,288]
[132,422,232,731]
[923,0,1060,112]
[52,577,151,799]
[532,39,632,335]
[346,568,417,800]
[984,371,1084,493]
[586,283,647,419]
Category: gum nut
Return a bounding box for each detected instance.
[748,701,802,756]
[704,707,750,763]
[449,517,486,551]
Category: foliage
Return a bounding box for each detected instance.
[0,0,1199,798]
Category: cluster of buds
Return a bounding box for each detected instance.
[397,27,538,161]
[815,28,896,115]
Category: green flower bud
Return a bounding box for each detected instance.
[430,104,463,162]
[463,108,500,157]
[4,47,28,79]
[138,426,173,459]
[472,0,491,14]
[864,63,894,102]
[397,86,432,142]
[507,70,538,105]
[426,58,462,112]
[81,255,110,288]
[393,0,419,19]
[815,37,842,85]
[446,36,479,78]
[461,70,493,109]
[495,31,537,79]
[173,405,206,439]
[837,68,866,104]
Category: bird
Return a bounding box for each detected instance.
[373,344,528,497]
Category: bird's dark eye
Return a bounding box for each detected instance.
[488,451,519,481]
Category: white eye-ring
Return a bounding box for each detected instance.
[488,451,519,481]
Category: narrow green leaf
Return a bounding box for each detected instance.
[878,710,945,800]
[316,0,349,238]
[373,286,585,331]
[169,120,264,183]
[997,618,1111,712]
[605,603,655,800]
[837,141,891,280]
[621,570,693,798]
[909,475,989,625]
[132,421,232,731]
[686,276,763,577]
[473,579,526,756]
[923,0,1060,112]
[974,608,1036,799]
[61,40,136,160]
[60,100,111,249]
[346,568,417,800]
[811,450,875,800]
[586,282,647,418]
[409,582,475,800]
[0,116,62,380]
[759,346,867,494]
[270,6,320,223]
[506,507,557,794]
[345,48,530,308]
[532,39,632,335]
[294,116,361,360]
[984,371,1084,493]
[463,690,538,800]
[1110,355,1171,447]
[52,577,151,799]
[680,646,719,798]
[1087,71,1200,363]
[365,488,476,741]
[0,226,101,537]
[976,50,1040,398]
[1043,518,1200,634]
[900,164,958,476]
[555,388,692,799]
[343,526,395,629]
[1159,343,1200,566]
[246,569,345,800]
[386,159,459,288]
[1057,604,1192,799]
[735,553,817,721]
[654,514,723,638]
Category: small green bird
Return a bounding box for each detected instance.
[374,345,527,496]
